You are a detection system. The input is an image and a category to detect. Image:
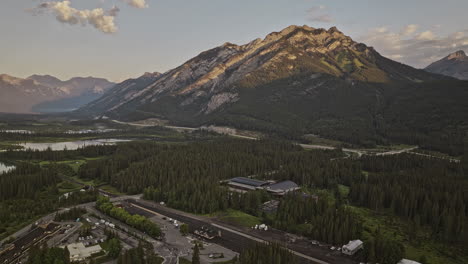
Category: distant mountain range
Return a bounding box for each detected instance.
[77,25,468,154]
[0,74,115,113]
[425,50,468,80]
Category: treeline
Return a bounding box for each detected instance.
[463,137,468,176]
[79,142,168,185]
[117,243,163,264]
[363,228,405,264]
[0,144,117,162]
[0,161,97,239]
[27,246,70,264]
[233,243,297,264]
[54,207,87,222]
[96,196,161,238]
[350,154,468,245]
[0,163,60,201]
[59,190,99,207]
[273,193,362,245]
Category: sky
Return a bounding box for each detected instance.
[1,0,468,82]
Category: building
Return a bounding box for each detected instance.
[264,180,300,196]
[260,200,280,213]
[398,259,421,264]
[341,240,363,255]
[67,242,102,262]
[226,177,269,192]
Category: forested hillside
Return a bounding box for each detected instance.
[1,137,467,263]
[71,139,468,263]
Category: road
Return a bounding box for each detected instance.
[113,119,460,162]
[111,120,257,140]
[129,199,358,264]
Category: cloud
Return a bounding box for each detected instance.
[34,0,118,34]
[416,30,436,40]
[359,25,468,68]
[124,0,148,8]
[401,24,418,36]
[307,5,333,23]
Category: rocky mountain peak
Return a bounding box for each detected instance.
[425,50,468,80]
[1,74,30,86]
[447,50,467,60]
[141,72,162,78]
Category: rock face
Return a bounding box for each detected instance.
[82,25,441,118]
[425,50,468,80]
[0,74,115,113]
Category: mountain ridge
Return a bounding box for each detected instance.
[82,25,446,117]
[0,73,115,113]
[77,25,468,154]
[425,50,468,80]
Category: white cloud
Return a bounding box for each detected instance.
[36,0,119,34]
[416,30,436,40]
[401,24,418,36]
[124,0,148,9]
[375,27,388,33]
[359,26,468,68]
[307,5,333,23]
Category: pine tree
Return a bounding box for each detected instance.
[192,244,200,264]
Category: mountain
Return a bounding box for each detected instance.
[0,74,64,113]
[79,25,468,155]
[425,50,468,80]
[0,74,115,113]
[83,72,162,114]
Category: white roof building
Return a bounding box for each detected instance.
[341,239,363,255]
[398,259,421,264]
[67,242,102,262]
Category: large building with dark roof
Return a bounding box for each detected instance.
[264,180,300,196]
[226,177,269,191]
[225,177,300,196]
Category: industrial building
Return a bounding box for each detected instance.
[341,239,363,255]
[226,177,269,191]
[67,242,102,262]
[264,180,301,196]
[225,177,301,196]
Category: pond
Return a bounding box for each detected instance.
[0,162,15,174]
[16,139,132,151]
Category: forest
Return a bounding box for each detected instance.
[350,154,468,244]
[1,136,467,263]
[27,246,70,264]
[234,243,297,264]
[117,242,163,264]
[73,138,468,263]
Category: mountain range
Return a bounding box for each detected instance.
[425,50,468,80]
[0,74,115,113]
[77,25,468,154]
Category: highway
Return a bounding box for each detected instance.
[113,119,460,162]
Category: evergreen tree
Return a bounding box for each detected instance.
[192,244,200,264]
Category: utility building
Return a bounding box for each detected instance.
[341,240,363,255]
[67,242,102,262]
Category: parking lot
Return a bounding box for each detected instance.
[125,203,238,263]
